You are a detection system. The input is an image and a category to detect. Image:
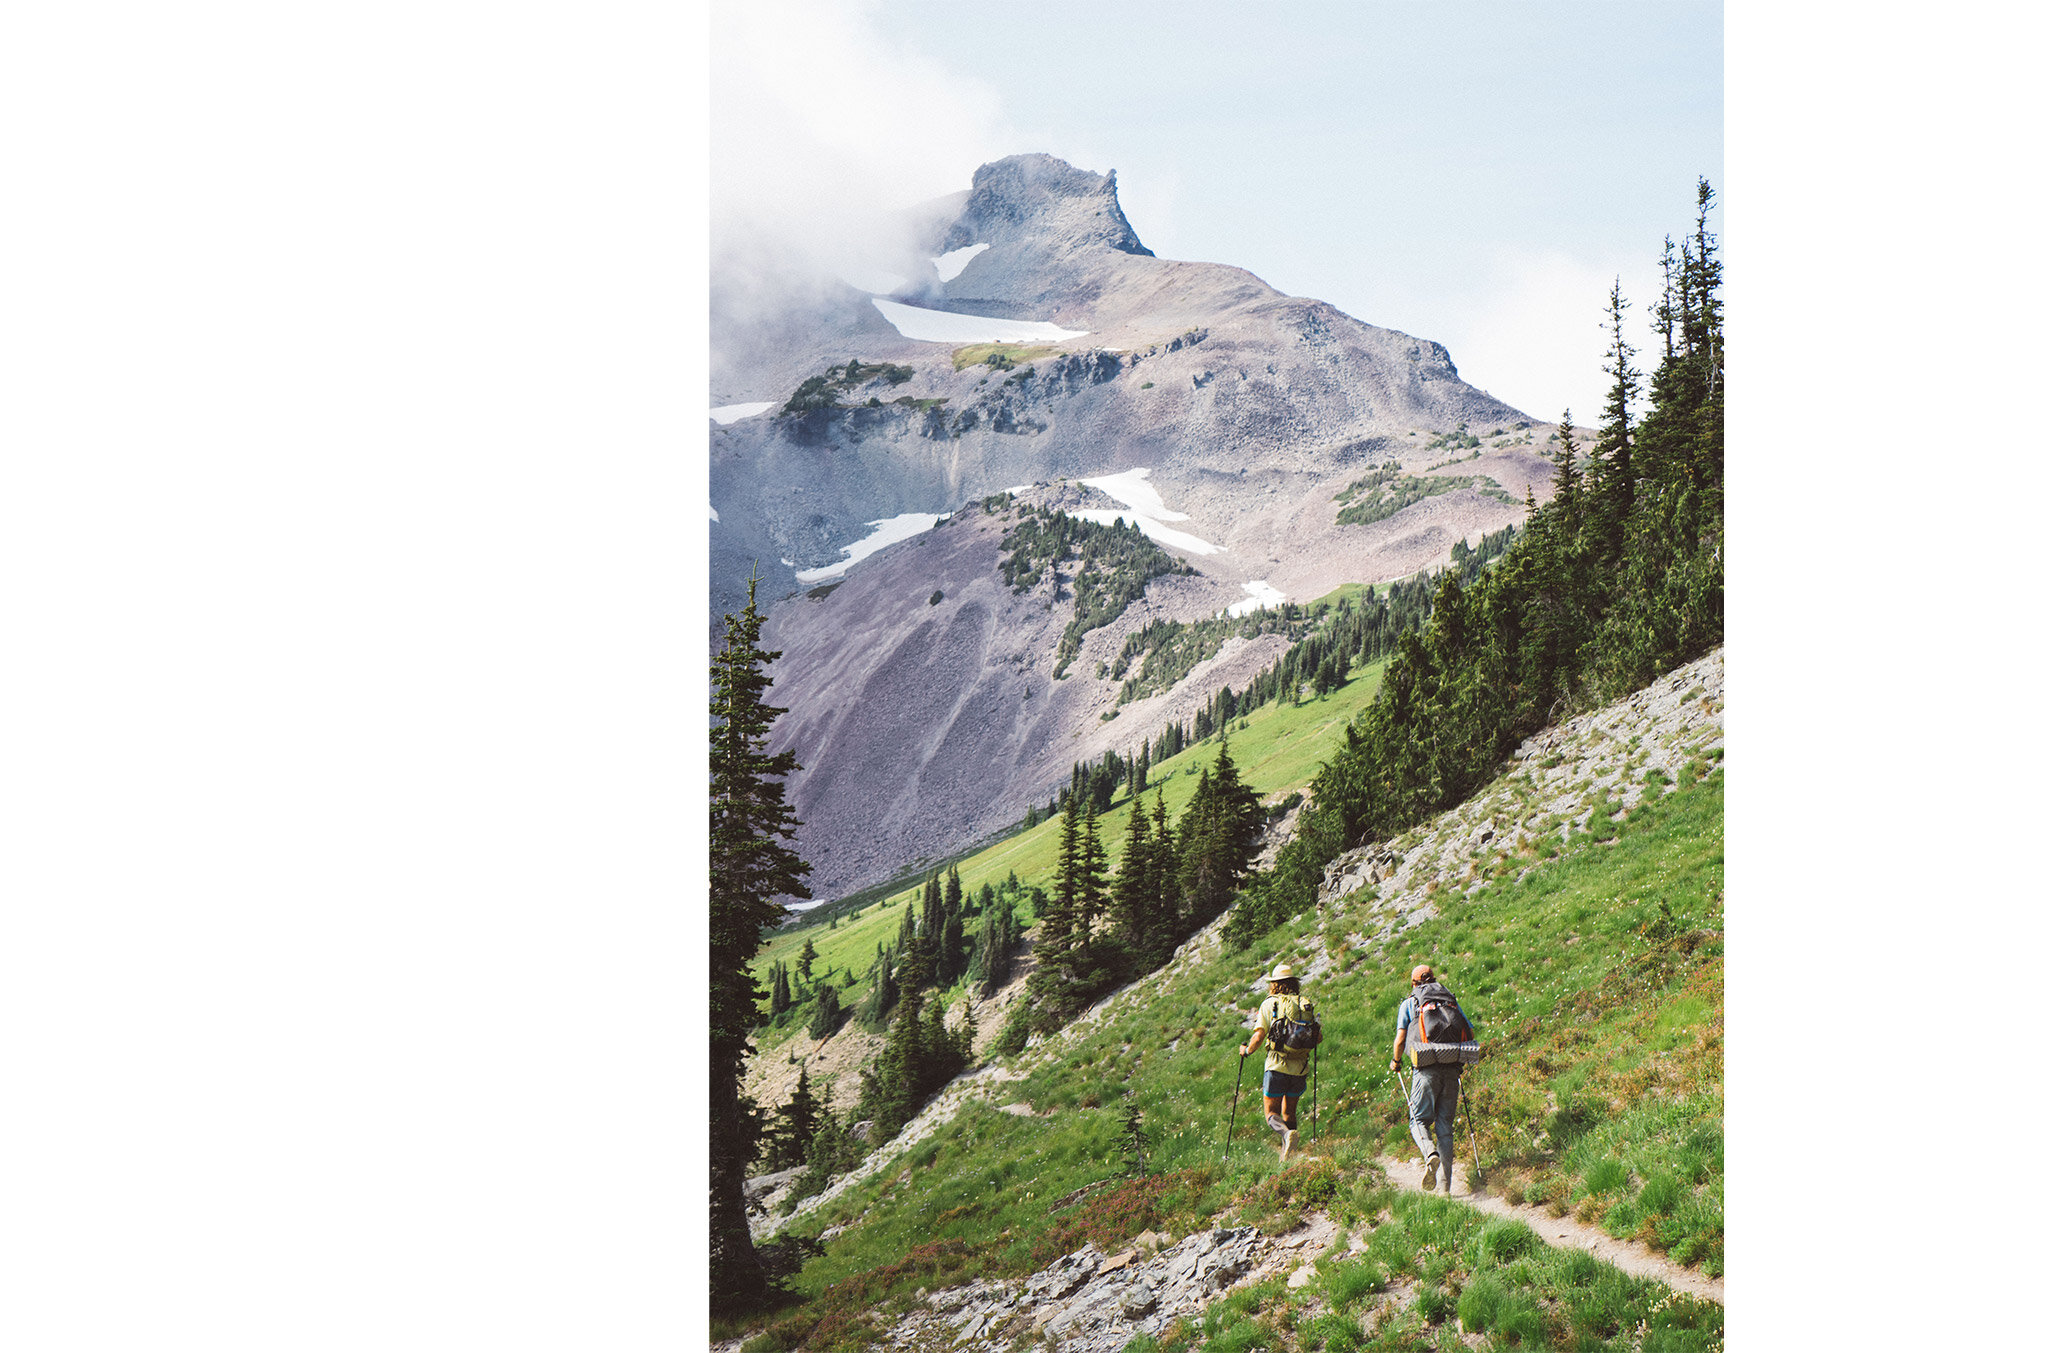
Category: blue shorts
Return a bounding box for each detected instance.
[1263,1069,1307,1098]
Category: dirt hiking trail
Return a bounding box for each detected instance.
[1361,1149,1724,1303]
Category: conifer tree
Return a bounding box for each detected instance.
[1590,279,1641,558]
[1149,787,1181,932]
[765,1066,822,1172]
[939,905,965,987]
[971,891,1015,997]
[709,575,811,1310]
[1043,795,1082,959]
[1078,805,1109,948]
[1550,409,1582,533]
[807,983,841,1041]
[1111,798,1152,942]
[864,945,899,1030]
[796,937,816,988]
[797,1104,852,1200]
[897,894,918,967]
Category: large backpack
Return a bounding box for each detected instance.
[1270,993,1322,1053]
[1409,981,1481,1067]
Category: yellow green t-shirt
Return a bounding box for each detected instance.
[1257,994,1313,1077]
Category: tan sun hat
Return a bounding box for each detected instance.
[1265,963,1296,983]
[1410,963,1434,984]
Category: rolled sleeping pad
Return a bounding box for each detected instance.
[1413,1041,1485,1067]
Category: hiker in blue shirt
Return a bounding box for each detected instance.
[1390,963,1472,1194]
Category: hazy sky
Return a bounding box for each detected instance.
[715,0,1721,425]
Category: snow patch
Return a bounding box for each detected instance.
[1071,467,1221,554]
[870,298,1087,345]
[1071,510,1223,557]
[1226,580,1287,617]
[931,242,989,282]
[1079,467,1189,521]
[710,401,775,425]
[793,512,951,583]
[1005,484,1035,495]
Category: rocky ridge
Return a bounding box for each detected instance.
[1302,649,1725,975]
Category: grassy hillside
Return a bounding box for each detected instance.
[748,652,1390,1040]
[734,723,1724,1350]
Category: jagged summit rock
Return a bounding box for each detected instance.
[940,153,1154,260]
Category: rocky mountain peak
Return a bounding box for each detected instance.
[942,153,1154,258]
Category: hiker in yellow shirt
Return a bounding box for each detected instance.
[1239,963,1314,1160]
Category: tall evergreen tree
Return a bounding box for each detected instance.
[796,937,816,987]
[807,983,841,1041]
[1078,806,1109,947]
[1149,787,1181,932]
[896,894,918,969]
[764,1066,823,1173]
[864,944,898,1030]
[1043,795,1083,959]
[970,890,1015,997]
[709,576,812,1311]
[1589,279,1642,557]
[1110,798,1152,943]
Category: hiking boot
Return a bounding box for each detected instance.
[1266,1112,1287,1135]
[1280,1128,1298,1159]
[1421,1153,1439,1191]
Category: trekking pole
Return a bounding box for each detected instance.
[1463,1079,1484,1185]
[1224,1051,1247,1163]
[1312,1045,1319,1141]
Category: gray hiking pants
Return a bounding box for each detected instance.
[1408,1064,1460,1181]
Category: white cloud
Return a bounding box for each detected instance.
[711,1,1016,284]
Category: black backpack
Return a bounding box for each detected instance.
[1270,994,1322,1052]
[1410,982,1481,1066]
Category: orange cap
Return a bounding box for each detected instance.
[1410,964,1434,983]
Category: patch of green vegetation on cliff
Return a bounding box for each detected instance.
[778,359,915,416]
[995,504,1195,678]
[950,342,1059,372]
[1332,465,1519,527]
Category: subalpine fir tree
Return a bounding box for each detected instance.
[1110,798,1152,943]
[1148,788,1181,934]
[807,983,841,1040]
[969,891,1014,997]
[1043,795,1083,959]
[1077,806,1109,948]
[764,1065,822,1172]
[709,575,811,1311]
[864,945,898,1030]
[896,893,918,967]
[796,937,816,987]
[939,904,965,987]
[1589,279,1641,561]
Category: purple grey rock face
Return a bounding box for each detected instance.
[711,154,1549,902]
